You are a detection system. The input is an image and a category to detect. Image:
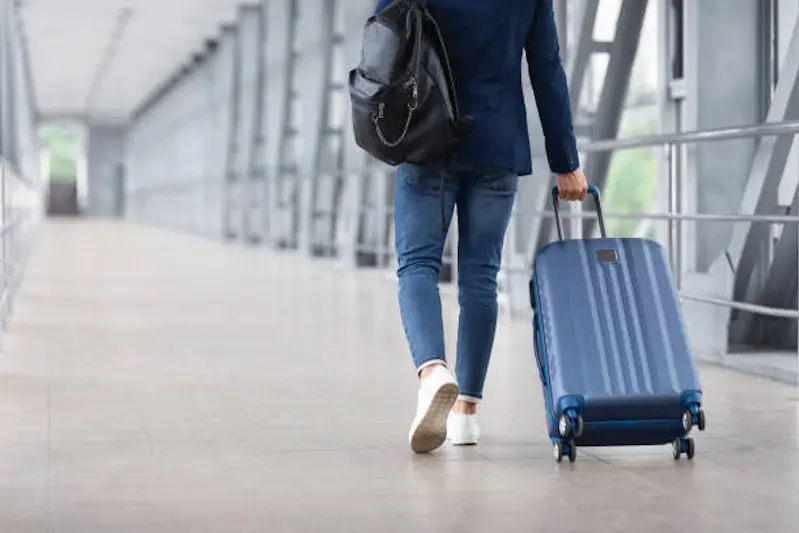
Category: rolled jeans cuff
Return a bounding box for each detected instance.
[457,394,482,404]
[416,359,447,375]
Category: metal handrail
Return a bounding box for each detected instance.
[569,118,799,332]
[502,120,799,323]
[0,210,33,238]
[679,293,799,319]
[579,119,799,153]
[126,178,226,194]
[510,211,799,319]
[521,210,799,224]
[0,157,42,342]
[0,156,39,190]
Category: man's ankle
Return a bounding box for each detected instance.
[419,363,445,380]
[452,399,477,415]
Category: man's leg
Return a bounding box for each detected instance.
[394,162,459,453]
[448,166,518,445]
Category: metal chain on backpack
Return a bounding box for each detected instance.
[372,77,419,148]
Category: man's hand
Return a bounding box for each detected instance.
[557,169,588,201]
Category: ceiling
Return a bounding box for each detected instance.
[18,0,244,124]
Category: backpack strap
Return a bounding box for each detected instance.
[419,7,459,122]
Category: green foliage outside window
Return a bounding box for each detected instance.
[597,1,661,241]
[603,106,659,238]
[38,124,80,183]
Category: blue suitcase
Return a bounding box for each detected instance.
[530,185,705,463]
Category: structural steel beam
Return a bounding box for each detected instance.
[245,2,267,244]
[746,184,799,349]
[222,22,242,240]
[262,0,291,245]
[306,0,347,256]
[566,0,600,115]
[201,41,225,237]
[579,0,648,239]
[725,19,799,329]
[533,0,647,254]
[295,0,333,255]
[273,0,300,249]
[335,0,375,268]
[230,5,261,243]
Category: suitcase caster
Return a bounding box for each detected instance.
[681,411,692,432]
[558,412,584,438]
[681,408,706,433]
[672,437,695,460]
[697,409,706,431]
[553,440,577,463]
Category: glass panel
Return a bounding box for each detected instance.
[603,2,660,240]
[593,0,622,42]
[583,53,609,114]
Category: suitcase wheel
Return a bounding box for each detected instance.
[681,408,707,433]
[672,437,695,460]
[553,440,577,463]
[558,412,584,439]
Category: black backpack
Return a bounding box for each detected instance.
[348,0,473,168]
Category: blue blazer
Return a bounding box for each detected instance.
[373,0,579,176]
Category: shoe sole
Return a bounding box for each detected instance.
[449,439,478,447]
[409,382,459,454]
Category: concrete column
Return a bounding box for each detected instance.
[682,0,765,272]
[778,0,799,206]
[295,0,329,253]
[263,0,294,245]
[232,6,262,241]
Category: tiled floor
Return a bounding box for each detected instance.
[1,220,797,532]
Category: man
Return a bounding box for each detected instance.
[376,0,589,453]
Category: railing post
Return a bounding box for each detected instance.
[665,142,676,281]
[675,142,683,291]
[665,141,683,290]
[794,131,799,363]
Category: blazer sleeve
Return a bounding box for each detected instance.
[374,0,390,13]
[524,0,580,174]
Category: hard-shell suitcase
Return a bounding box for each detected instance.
[530,185,705,463]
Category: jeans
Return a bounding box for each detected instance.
[394,160,518,403]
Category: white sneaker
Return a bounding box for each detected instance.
[408,366,459,453]
[447,412,480,446]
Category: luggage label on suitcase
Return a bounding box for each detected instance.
[530,185,706,464]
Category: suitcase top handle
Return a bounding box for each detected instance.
[551,184,607,240]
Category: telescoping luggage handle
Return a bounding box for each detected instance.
[551,184,607,241]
